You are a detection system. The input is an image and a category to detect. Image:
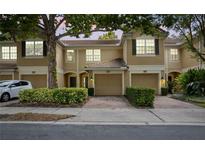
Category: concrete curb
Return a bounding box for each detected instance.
[1,121,205,126]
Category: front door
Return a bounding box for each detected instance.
[83,77,88,88]
[70,77,76,87]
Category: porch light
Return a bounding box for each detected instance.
[160,77,166,87]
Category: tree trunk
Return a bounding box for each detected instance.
[47,35,58,88]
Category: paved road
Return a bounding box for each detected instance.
[1,123,205,140]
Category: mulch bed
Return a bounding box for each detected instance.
[4,98,90,108]
[5,102,84,108]
[0,113,75,121]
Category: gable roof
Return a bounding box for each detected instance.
[164,37,184,47]
[60,40,121,47]
[84,58,128,70]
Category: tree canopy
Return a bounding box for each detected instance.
[159,14,205,62]
[98,31,118,40]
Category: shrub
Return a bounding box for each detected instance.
[161,87,168,96]
[126,87,155,107]
[176,68,205,96]
[53,88,88,104]
[88,88,94,96]
[19,88,88,105]
[167,81,174,94]
[186,81,205,96]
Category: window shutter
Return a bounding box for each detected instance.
[132,39,136,55]
[22,41,26,57]
[155,39,159,55]
[43,41,47,56]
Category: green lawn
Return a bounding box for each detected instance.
[171,94,205,108]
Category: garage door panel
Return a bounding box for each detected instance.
[131,73,159,93]
[95,74,122,96]
[21,75,47,88]
[0,75,12,80]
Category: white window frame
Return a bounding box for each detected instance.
[86,49,101,62]
[136,38,155,56]
[66,50,75,62]
[25,41,43,57]
[169,48,179,61]
[1,46,17,60]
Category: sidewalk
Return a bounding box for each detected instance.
[1,107,205,124]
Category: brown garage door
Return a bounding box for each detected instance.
[95,74,122,96]
[21,75,47,88]
[131,73,159,93]
[0,75,12,81]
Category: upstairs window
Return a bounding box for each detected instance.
[136,39,155,55]
[86,49,101,62]
[170,49,179,61]
[1,46,17,60]
[66,50,75,62]
[25,41,43,56]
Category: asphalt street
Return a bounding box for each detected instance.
[1,123,205,140]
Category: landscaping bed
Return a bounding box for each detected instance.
[5,102,86,107]
[0,113,75,121]
[171,94,205,108]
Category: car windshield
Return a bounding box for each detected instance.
[0,82,11,87]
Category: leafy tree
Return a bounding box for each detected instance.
[0,14,159,88]
[98,31,118,40]
[159,15,205,62]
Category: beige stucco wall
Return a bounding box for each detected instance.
[63,47,122,73]
[14,71,19,80]
[124,70,130,90]
[180,47,199,69]
[126,32,165,65]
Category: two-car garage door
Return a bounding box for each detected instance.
[95,74,122,96]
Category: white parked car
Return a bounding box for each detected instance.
[0,80,32,102]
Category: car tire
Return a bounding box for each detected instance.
[1,93,10,102]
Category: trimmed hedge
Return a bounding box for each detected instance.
[19,88,88,105]
[126,87,155,107]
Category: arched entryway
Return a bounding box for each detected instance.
[168,71,181,82]
[64,72,77,87]
[79,71,89,88]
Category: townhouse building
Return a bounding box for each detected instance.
[0,31,203,95]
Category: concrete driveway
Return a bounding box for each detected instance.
[83,96,133,109]
[84,96,201,109]
[154,96,201,109]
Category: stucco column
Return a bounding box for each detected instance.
[77,74,80,87]
[76,48,79,87]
